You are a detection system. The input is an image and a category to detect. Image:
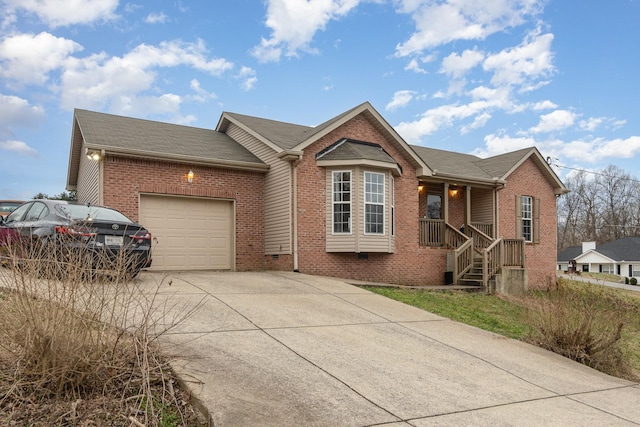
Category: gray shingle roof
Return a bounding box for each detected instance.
[475,148,536,178]
[222,112,312,150]
[558,237,640,262]
[410,146,495,181]
[75,109,264,165]
[316,139,397,164]
[598,237,640,261]
[557,246,583,262]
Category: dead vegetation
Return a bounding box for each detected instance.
[524,278,640,380]
[0,235,206,426]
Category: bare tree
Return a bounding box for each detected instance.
[558,165,640,249]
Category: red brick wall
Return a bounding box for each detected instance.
[498,157,558,289]
[293,114,447,286]
[448,189,465,229]
[101,156,266,271]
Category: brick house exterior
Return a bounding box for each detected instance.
[67,102,567,290]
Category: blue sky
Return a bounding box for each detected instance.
[1,0,640,200]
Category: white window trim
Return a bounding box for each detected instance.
[391,176,395,237]
[522,195,533,242]
[332,170,352,235]
[363,171,385,236]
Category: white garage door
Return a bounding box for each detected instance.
[139,195,234,270]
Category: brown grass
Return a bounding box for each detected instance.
[0,235,206,425]
[524,278,640,380]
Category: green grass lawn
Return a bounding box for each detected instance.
[364,280,640,381]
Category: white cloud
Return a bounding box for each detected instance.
[396,100,493,143]
[252,0,362,62]
[529,109,576,134]
[405,58,427,74]
[395,0,544,56]
[0,94,45,132]
[59,39,234,115]
[0,140,38,157]
[579,117,604,132]
[483,29,555,90]
[461,112,491,134]
[0,32,82,86]
[189,79,217,102]
[386,90,416,111]
[531,100,557,110]
[472,132,538,157]
[145,12,168,24]
[555,136,640,164]
[2,0,118,27]
[236,66,257,91]
[440,48,484,78]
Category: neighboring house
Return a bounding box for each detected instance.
[66,102,567,289]
[558,238,640,278]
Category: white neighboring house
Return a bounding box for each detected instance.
[558,238,640,278]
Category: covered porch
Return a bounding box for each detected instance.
[417,181,525,289]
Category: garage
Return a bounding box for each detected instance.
[139,195,234,271]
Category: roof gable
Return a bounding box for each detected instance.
[409,145,568,192]
[220,102,431,177]
[574,249,616,264]
[479,147,567,195]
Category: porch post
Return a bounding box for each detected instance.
[465,185,471,233]
[443,182,450,224]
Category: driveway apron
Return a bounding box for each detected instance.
[142,271,640,426]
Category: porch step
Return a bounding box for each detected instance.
[457,278,483,287]
[459,259,484,287]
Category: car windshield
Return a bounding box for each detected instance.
[55,204,133,223]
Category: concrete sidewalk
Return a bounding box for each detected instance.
[141,271,640,426]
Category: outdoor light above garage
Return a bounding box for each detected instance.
[85,148,101,161]
[187,170,194,183]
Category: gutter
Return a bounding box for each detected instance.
[85,145,271,173]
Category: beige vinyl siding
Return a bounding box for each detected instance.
[326,166,395,253]
[76,147,100,205]
[226,123,291,254]
[471,188,494,224]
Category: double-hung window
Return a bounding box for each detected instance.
[521,195,533,242]
[332,171,351,233]
[364,171,384,234]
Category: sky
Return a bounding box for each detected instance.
[1,0,640,200]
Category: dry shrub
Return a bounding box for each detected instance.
[525,278,637,379]
[0,234,204,425]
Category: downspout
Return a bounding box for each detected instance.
[292,158,300,272]
[99,149,105,205]
[279,150,303,272]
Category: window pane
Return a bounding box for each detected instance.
[364,172,384,234]
[522,196,532,241]
[427,194,441,219]
[333,171,351,233]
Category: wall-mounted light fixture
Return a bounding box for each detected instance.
[85,148,101,161]
[449,188,459,198]
[418,184,424,192]
[187,170,194,183]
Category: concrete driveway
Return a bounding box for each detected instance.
[141,271,640,426]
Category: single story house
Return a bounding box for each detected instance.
[66,101,567,289]
[558,238,640,278]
